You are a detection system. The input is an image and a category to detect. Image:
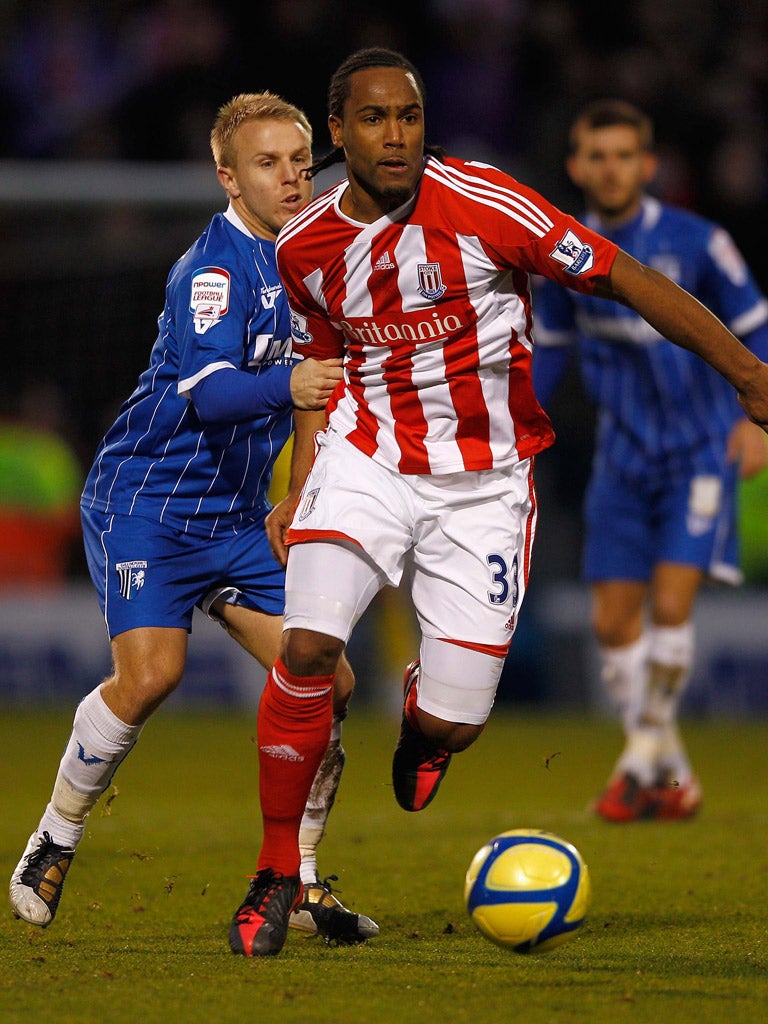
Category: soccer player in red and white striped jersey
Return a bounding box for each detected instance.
[243,48,768,955]
[275,138,619,475]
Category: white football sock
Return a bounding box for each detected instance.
[646,622,694,784]
[299,714,345,886]
[600,634,663,786]
[657,723,693,786]
[37,687,143,849]
[599,635,649,733]
[616,729,663,787]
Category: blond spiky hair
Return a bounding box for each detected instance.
[210,92,312,167]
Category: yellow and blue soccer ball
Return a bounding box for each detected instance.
[464,829,590,952]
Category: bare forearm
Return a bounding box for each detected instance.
[286,408,327,497]
[265,408,328,565]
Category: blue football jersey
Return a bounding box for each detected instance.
[533,197,768,479]
[82,207,298,537]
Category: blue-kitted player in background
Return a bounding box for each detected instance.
[533,99,768,822]
[9,92,378,949]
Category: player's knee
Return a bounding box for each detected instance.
[593,619,621,647]
[650,598,692,629]
[590,584,646,646]
[282,627,344,678]
[101,665,182,723]
[591,608,639,647]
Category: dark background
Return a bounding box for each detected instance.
[2,0,767,584]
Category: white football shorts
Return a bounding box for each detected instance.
[283,428,538,724]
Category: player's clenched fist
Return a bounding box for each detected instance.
[289,357,343,409]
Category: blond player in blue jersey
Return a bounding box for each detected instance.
[533,100,768,822]
[9,92,378,950]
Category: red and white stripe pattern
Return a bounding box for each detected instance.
[277,156,617,475]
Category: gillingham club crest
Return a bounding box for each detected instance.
[116,560,147,600]
[417,262,447,300]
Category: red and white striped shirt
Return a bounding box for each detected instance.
[277,156,618,475]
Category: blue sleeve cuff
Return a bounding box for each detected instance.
[190,365,293,423]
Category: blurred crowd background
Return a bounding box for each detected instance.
[2,0,768,708]
[3,0,767,217]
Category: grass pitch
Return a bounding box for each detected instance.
[1,708,766,1024]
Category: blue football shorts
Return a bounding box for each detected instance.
[81,507,286,638]
[582,460,739,584]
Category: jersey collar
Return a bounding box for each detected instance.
[224,203,261,240]
[584,195,662,239]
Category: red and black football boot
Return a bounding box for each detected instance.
[229,868,303,956]
[392,661,452,812]
[593,772,653,822]
[594,771,702,822]
[649,776,702,820]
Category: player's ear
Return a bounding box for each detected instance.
[565,152,585,188]
[328,115,344,149]
[217,165,240,199]
[641,151,659,186]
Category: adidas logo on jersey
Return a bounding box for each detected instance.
[373,250,395,271]
[259,744,304,762]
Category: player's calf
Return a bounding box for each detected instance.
[392,661,453,812]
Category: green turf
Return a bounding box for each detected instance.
[1,709,766,1024]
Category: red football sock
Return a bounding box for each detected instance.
[256,657,333,875]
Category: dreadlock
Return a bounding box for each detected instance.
[307,47,445,180]
[307,146,346,180]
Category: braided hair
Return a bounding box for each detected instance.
[307,47,445,180]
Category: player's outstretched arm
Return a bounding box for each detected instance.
[266,408,327,566]
[290,357,343,410]
[596,249,768,432]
